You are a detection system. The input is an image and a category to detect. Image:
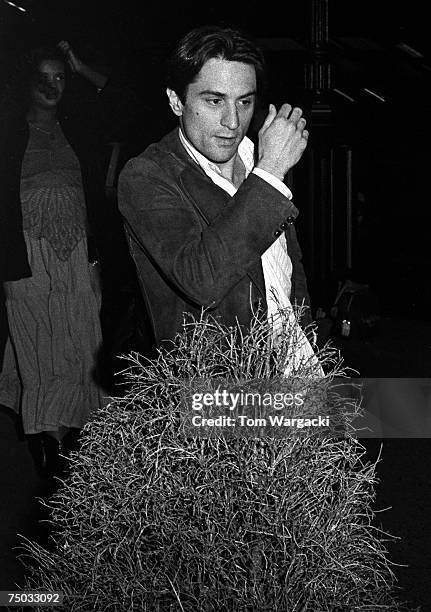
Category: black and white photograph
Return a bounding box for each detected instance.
[0,1,430,610]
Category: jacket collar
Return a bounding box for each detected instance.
[159,128,232,222]
[157,128,266,300]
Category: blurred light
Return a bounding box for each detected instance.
[363,88,386,103]
[2,0,34,11]
[333,88,355,102]
[3,0,26,10]
[396,43,424,59]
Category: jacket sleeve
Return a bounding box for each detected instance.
[118,155,298,308]
[285,224,312,327]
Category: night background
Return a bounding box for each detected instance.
[2,0,430,318]
[1,0,431,609]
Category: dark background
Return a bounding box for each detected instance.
[2,0,430,318]
[1,1,431,609]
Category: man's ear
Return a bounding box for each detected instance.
[166,88,183,116]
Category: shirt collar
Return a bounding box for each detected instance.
[179,128,255,178]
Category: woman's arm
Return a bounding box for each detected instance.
[58,40,108,91]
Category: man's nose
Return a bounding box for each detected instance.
[220,104,239,130]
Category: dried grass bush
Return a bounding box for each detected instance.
[21,309,408,611]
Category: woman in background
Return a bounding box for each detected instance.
[0,42,126,477]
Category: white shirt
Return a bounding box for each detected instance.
[179,129,323,376]
[179,129,293,305]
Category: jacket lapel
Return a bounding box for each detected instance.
[165,129,267,300]
[179,166,230,224]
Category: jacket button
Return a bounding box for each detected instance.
[280,222,288,230]
[286,216,295,224]
[273,229,282,237]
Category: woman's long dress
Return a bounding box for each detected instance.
[0,122,103,434]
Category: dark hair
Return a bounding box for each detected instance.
[1,46,68,118]
[166,25,266,102]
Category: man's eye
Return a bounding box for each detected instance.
[207,98,222,105]
[56,75,65,81]
[240,99,253,106]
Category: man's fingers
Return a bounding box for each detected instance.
[277,103,292,119]
[288,106,303,124]
[297,117,307,130]
[260,104,277,132]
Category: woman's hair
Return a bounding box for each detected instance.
[1,45,67,118]
[165,25,266,103]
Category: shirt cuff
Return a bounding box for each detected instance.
[252,167,293,200]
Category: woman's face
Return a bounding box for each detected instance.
[30,59,66,110]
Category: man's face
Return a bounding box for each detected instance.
[168,57,256,165]
[31,59,66,110]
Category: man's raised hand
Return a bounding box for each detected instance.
[256,103,309,181]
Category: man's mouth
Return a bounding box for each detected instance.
[215,136,237,144]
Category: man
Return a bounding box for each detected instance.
[118,26,311,349]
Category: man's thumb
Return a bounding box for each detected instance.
[260,104,277,133]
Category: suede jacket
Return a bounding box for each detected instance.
[118,128,311,347]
